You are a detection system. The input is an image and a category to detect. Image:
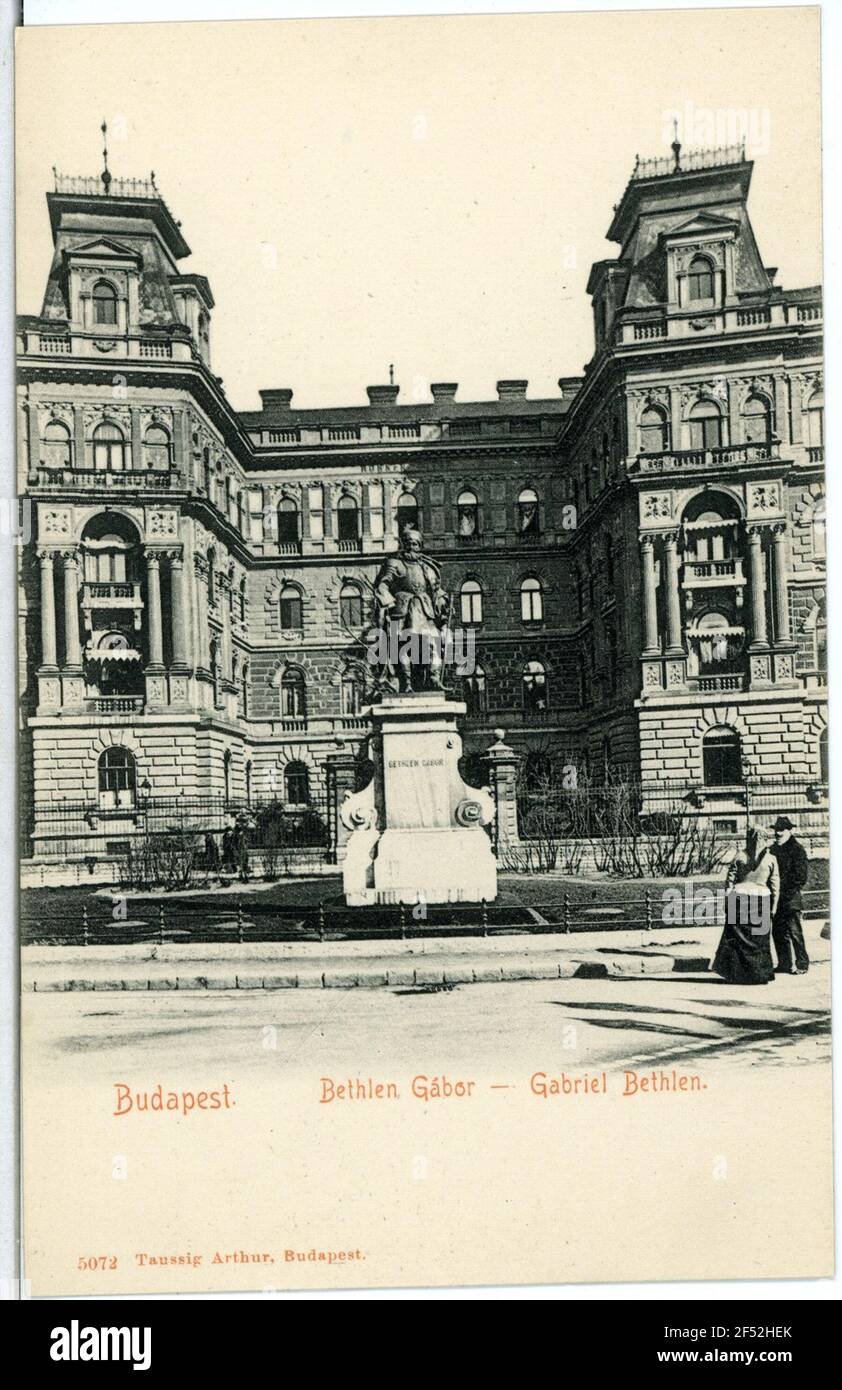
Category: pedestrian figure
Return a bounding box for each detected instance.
[204,831,220,877]
[711,826,779,985]
[769,816,810,974]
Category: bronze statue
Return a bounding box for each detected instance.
[368,527,451,692]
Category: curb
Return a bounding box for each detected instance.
[24,953,716,993]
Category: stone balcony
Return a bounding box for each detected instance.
[35,466,175,491]
[18,324,197,365]
[617,295,822,347]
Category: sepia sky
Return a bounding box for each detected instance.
[15,7,822,410]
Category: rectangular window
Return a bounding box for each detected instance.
[368,481,384,538]
[309,485,325,540]
[250,488,265,544]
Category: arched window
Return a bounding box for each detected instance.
[340,582,364,628]
[92,421,127,471]
[522,660,547,713]
[92,279,118,326]
[702,727,742,787]
[462,664,487,716]
[688,401,723,451]
[396,492,419,533]
[806,389,824,448]
[239,577,247,623]
[280,584,303,631]
[223,750,232,806]
[97,746,136,809]
[207,548,216,606]
[280,668,306,719]
[819,728,829,784]
[209,638,220,704]
[687,255,714,302]
[341,672,364,716]
[457,489,479,538]
[639,405,668,454]
[202,447,212,495]
[43,420,72,470]
[143,425,171,471]
[460,578,483,625]
[284,760,310,805]
[520,577,544,624]
[518,487,540,536]
[741,394,772,445]
[277,497,299,545]
[337,494,360,543]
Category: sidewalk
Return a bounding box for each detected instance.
[22,921,830,993]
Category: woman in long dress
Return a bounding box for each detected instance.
[711,826,779,984]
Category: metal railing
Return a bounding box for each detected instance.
[21,885,830,949]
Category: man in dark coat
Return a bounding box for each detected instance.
[769,816,810,974]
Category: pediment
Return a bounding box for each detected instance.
[664,212,737,238]
[66,237,141,261]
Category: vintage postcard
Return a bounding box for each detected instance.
[16,6,832,1296]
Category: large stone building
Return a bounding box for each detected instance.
[17,141,826,870]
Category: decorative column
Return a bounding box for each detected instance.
[38,550,58,669]
[663,531,683,654]
[145,551,164,669]
[746,525,768,648]
[194,554,209,674]
[62,550,82,669]
[169,551,188,669]
[640,536,659,654]
[771,524,791,643]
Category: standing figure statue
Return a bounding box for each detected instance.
[369,526,451,693]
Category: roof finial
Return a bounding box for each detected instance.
[100,118,111,193]
[671,117,682,173]
[389,363,394,385]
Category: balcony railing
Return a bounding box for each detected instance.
[82,582,142,606]
[683,559,744,583]
[36,467,174,490]
[87,696,145,714]
[336,538,361,553]
[696,673,743,693]
[807,446,824,463]
[637,441,780,472]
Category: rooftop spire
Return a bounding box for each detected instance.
[671,118,682,173]
[100,119,111,194]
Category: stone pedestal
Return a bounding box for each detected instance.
[341,693,497,906]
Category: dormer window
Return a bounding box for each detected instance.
[92,280,118,326]
[687,256,714,302]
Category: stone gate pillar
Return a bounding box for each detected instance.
[484,728,521,853]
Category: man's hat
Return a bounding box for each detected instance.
[771,816,795,831]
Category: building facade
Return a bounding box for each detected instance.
[17,143,826,868]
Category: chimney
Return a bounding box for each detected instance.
[430,382,458,403]
[496,380,528,401]
[259,388,293,411]
[366,384,400,406]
